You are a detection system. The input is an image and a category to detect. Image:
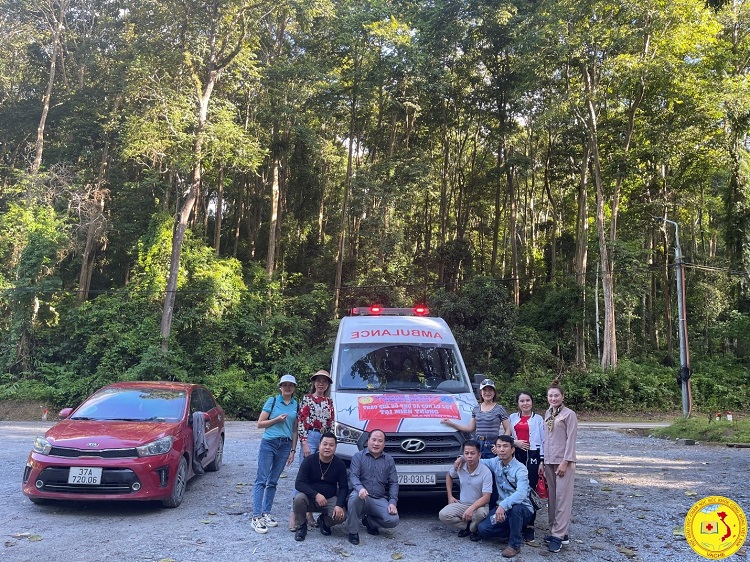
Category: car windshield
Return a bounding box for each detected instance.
[337,343,470,393]
[70,388,187,422]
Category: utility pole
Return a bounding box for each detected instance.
[660,218,692,417]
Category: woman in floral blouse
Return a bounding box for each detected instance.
[288,369,335,530]
[298,369,335,455]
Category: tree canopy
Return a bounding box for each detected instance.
[1,0,749,415]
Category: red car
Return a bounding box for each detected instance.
[22,381,225,508]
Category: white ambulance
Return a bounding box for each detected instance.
[330,305,479,492]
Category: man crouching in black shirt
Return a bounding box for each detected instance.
[293,432,348,541]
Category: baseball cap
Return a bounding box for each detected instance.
[278,374,297,386]
[479,379,495,391]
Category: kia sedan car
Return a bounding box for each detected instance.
[22,381,225,508]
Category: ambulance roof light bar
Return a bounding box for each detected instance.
[350,305,430,316]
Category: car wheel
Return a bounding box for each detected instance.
[162,456,188,508]
[205,436,224,472]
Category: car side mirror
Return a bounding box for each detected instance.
[59,407,74,419]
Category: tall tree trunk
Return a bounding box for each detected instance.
[76,190,107,304]
[213,167,224,254]
[77,95,120,303]
[438,108,449,285]
[574,142,590,369]
[504,141,520,306]
[318,162,327,244]
[266,155,280,279]
[161,107,208,351]
[161,64,220,349]
[32,0,69,176]
[590,136,617,369]
[660,225,674,359]
[334,80,357,316]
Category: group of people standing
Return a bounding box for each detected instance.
[442,379,579,556]
[250,370,578,558]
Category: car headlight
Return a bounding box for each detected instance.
[333,421,364,445]
[33,436,52,455]
[136,436,174,457]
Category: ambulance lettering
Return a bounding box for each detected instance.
[350,329,445,340]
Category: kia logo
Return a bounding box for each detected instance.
[400,438,426,453]
[87,442,99,447]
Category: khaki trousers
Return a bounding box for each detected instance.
[543,462,575,538]
[439,502,489,533]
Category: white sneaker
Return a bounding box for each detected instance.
[262,513,279,527]
[251,516,268,534]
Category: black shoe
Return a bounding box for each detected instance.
[469,532,481,541]
[294,523,307,542]
[348,533,360,545]
[317,514,332,536]
[362,516,380,535]
[523,526,535,542]
[458,524,471,538]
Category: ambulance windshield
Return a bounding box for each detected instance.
[336,343,470,393]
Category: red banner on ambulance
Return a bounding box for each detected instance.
[357,395,460,420]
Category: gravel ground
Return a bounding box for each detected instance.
[1,421,748,562]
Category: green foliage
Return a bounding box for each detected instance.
[429,277,517,378]
[711,310,750,357]
[518,281,580,364]
[689,356,750,411]
[652,417,750,444]
[563,360,681,411]
[204,366,268,419]
[0,203,69,372]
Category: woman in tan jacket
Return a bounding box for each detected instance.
[542,380,578,554]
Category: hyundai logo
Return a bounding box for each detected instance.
[400,438,426,453]
[87,442,99,447]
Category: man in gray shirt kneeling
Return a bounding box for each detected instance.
[346,429,399,545]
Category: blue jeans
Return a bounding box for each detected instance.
[253,437,292,516]
[477,505,533,550]
[291,430,323,503]
[480,440,495,459]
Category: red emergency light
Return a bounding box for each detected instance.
[350,305,430,316]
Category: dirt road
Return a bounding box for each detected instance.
[1,421,747,562]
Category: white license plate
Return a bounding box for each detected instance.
[397,473,436,485]
[68,467,103,485]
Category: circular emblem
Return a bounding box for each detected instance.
[684,495,747,559]
[358,396,374,404]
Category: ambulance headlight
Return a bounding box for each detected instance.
[333,421,364,445]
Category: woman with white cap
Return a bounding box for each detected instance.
[252,374,299,535]
[441,378,511,458]
[288,369,335,531]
